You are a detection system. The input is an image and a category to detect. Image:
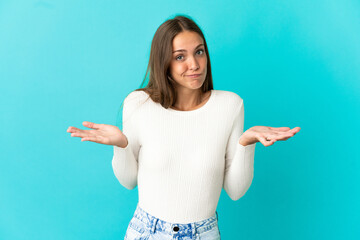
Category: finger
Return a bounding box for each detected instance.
[68,127,89,135]
[282,127,300,134]
[68,127,82,133]
[71,132,91,138]
[83,121,101,130]
[269,127,291,131]
[258,136,275,147]
[81,136,99,142]
[275,136,291,141]
[274,132,295,141]
[291,127,301,133]
[67,126,80,133]
[82,135,106,144]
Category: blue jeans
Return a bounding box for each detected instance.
[124,204,221,240]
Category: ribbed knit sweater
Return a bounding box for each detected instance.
[112,89,256,223]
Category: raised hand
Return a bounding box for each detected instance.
[67,121,128,148]
[239,126,301,147]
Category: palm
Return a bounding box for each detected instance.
[245,126,301,147]
[67,121,126,147]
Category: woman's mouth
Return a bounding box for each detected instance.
[186,74,201,78]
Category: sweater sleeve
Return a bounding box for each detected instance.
[223,99,256,200]
[111,92,142,190]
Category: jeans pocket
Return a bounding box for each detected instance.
[199,224,221,240]
[125,218,146,240]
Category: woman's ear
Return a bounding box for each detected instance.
[167,75,174,82]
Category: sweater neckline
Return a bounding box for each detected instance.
[164,89,215,115]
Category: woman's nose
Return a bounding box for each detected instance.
[189,56,199,71]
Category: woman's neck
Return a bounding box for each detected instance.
[171,90,210,111]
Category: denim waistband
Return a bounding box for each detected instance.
[132,204,219,236]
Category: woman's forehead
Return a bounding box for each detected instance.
[172,31,204,51]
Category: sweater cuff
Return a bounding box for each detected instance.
[237,141,256,153]
[113,143,131,155]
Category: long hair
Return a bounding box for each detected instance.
[116,15,214,128]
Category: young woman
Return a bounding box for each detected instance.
[67,15,300,240]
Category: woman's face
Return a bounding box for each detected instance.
[169,31,207,91]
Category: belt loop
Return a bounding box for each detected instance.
[150,218,158,233]
[191,222,196,238]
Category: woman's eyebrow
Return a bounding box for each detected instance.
[172,43,204,53]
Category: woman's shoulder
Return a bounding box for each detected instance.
[124,90,150,105]
[125,89,149,101]
[213,90,244,106]
[123,90,151,113]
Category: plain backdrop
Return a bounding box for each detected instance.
[0,0,359,239]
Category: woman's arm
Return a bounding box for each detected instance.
[112,92,142,190]
[223,100,256,201]
[223,98,301,200]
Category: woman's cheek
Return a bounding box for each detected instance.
[176,65,187,77]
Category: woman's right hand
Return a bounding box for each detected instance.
[67,121,128,148]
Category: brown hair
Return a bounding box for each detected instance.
[116,14,214,127]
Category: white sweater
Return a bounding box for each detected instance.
[112,89,256,223]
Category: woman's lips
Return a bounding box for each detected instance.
[187,74,201,78]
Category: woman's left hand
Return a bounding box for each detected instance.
[239,126,301,147]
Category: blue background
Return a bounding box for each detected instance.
[1,0,359,239]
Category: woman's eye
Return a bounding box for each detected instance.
[175,55,184,61]
[197,49,204,54]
